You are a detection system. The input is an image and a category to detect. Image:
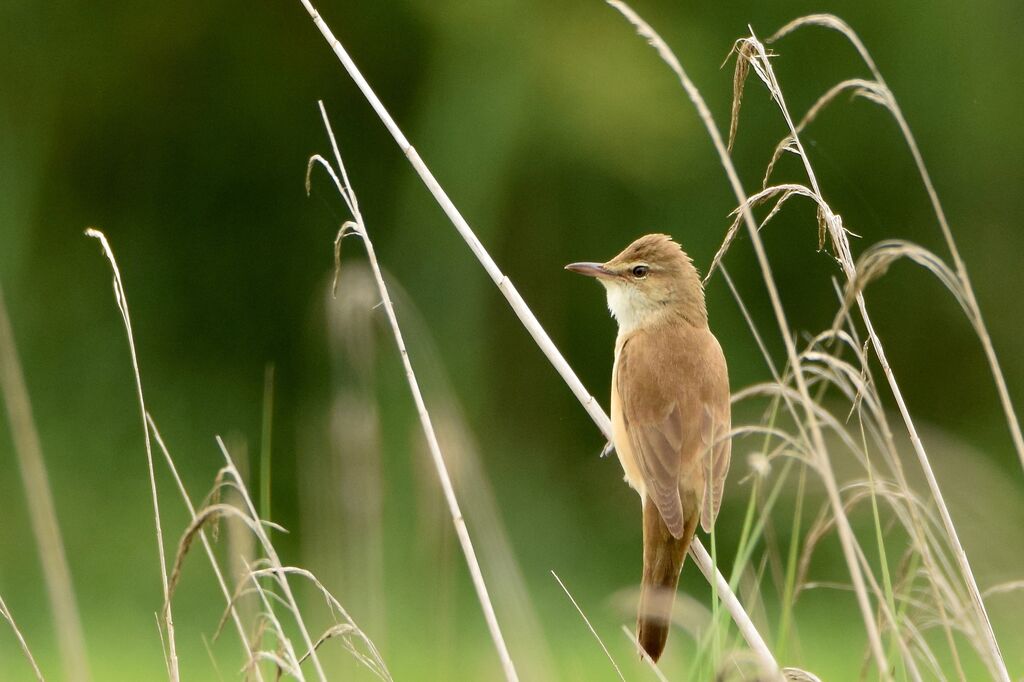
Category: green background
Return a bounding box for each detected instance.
[1,0,1022,679]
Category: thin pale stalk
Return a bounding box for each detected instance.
[863,422,915,681]
[620,626,670,682]
[84,228,178,681]
[0,593,46,682]
[551,572,625,682]
[296,2,776,672]
[0,285,90,682]
[314,102,518,682]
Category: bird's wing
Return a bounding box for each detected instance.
[700,399,731,533]
[616,333,691,539]
[618,326,732,539]
[700,333,731,533]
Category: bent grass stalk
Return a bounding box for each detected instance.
[379,273,559,680]
[85,228,179,681]
[296,1,779,674]
[310,101,519,682]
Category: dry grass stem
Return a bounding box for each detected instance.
[374,276,558,680]
[309,100,519,682]
[620,625,670,682]
[551,571,625,682]
[0,592,46,682]
[84,228,178,681]
[214,439,328,681]
[147,415,266,682]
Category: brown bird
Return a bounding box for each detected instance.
[566,233,731,663]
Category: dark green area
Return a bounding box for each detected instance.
[1,0,1022,679]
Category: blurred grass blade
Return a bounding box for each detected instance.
[0,284,90,682]
[260,362,275,523]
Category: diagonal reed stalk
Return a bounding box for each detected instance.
[0,285,90,682]
[84,228,179,681]
[296,0,780,675]
[310,101,520,682]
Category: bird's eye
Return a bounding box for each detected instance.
[631,265,649,278]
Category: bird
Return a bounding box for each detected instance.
[566,233,731,663]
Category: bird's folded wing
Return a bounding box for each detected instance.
[617,337,687,538]
[700,403,731,533]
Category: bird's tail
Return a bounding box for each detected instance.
[636,494,699,663]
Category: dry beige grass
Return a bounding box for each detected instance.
[1,3,1018,681]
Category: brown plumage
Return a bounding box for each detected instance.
[566,234,731,663]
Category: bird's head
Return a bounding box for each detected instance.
[565,233,706,332]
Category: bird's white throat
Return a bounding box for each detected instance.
[602,281,662,336]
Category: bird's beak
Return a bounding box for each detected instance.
[565,262,614,279]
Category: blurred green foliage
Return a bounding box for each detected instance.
[1,0,1022,679]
